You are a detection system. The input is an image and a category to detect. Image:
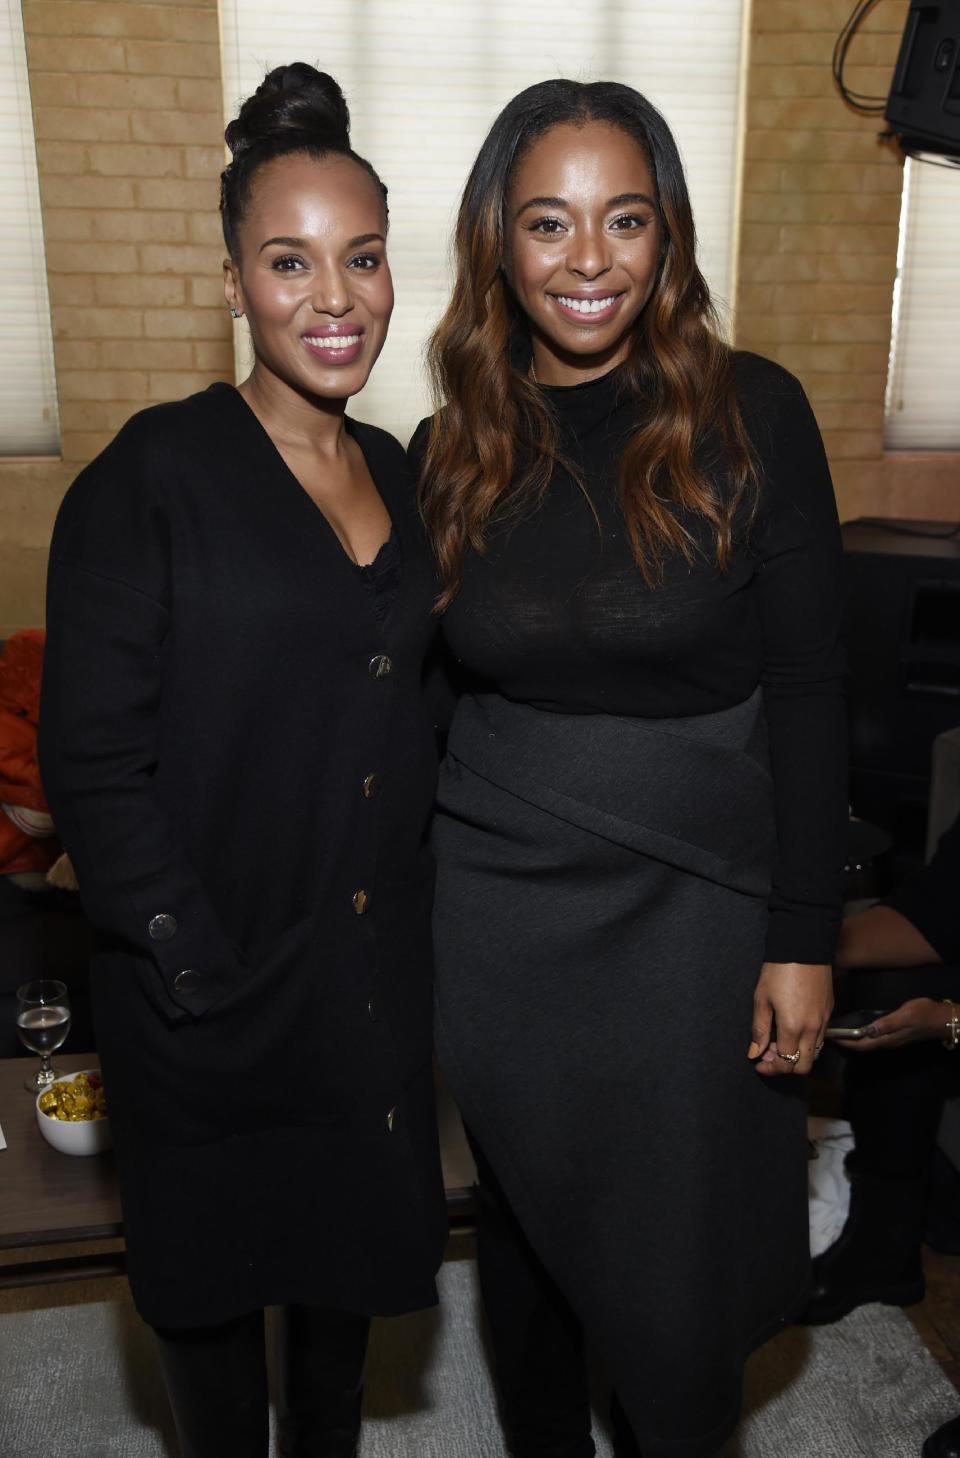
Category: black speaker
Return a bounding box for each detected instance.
[885,1,960,156]
[843,518,960,863]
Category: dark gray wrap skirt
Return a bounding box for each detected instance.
[432,689,810,1458]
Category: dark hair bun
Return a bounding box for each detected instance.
[220,63,386,259]
[225,62,350,160]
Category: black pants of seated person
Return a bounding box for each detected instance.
[154,1304,370,1458]
[467,1131,641,1458]
[836,966,960,1188]
[834,966,960,1272]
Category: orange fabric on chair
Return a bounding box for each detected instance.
[0,629,60,877]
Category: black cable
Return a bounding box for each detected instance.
[833,0,889,112]
[833,0,888,107]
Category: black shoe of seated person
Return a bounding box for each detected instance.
[796,1171,925,1326]
[923,1412,960,1458]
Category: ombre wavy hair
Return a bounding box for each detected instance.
[419,79,759,608]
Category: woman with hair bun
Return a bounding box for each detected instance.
[40,63,446,1458]
[413,80,845,1457]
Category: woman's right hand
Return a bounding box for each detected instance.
[749,960,833,1076]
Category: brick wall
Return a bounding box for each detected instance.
[736,0,960,523]
[0,0,230,637]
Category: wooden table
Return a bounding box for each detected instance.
[0,1052,123,1288]
[0,1053,476,1291]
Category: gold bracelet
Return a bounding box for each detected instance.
[943,999,960,1051]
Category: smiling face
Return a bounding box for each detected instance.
[223,150,393,404]
[504,120,662,385]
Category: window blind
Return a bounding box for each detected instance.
[0,0,59,456]
[885,155,960,451]
[219,0,746,443]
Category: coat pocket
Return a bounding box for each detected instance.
[92,913,333,1149]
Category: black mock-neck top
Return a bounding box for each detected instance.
[412,351,847,964]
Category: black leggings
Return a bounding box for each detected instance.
[154,1304,370,1458]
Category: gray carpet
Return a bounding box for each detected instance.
[0,1250,956,1457]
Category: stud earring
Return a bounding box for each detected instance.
[228,306,243,319]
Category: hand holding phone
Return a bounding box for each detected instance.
[828,998,959,1052]
[824,1009,888,1040]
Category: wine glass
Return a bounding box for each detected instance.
[16,980,71,1094]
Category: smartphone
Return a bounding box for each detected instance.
[824,1009,888,1040]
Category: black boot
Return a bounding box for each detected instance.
[796,1170,925,1325]
[154,1309,269,1458]
[275,1304,370,1458]
[924,1412,960,1457]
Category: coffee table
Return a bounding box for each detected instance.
[0,1053,122,1289]
[0,1053,476,1291]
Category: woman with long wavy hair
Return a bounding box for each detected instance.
[412,80,844,1458]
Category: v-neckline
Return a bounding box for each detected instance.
[220,383,398,571]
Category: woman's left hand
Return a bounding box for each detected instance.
[836,997,951,1052]
[748,961,833,1076]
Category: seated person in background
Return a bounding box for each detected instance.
[799,812,960,1330]
[0,630,60,888]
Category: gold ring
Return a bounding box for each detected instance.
[777,1048,801,1064]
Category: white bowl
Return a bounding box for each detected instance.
[36,1069,112,1156]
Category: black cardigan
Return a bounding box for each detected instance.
[39,383,447,1326]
